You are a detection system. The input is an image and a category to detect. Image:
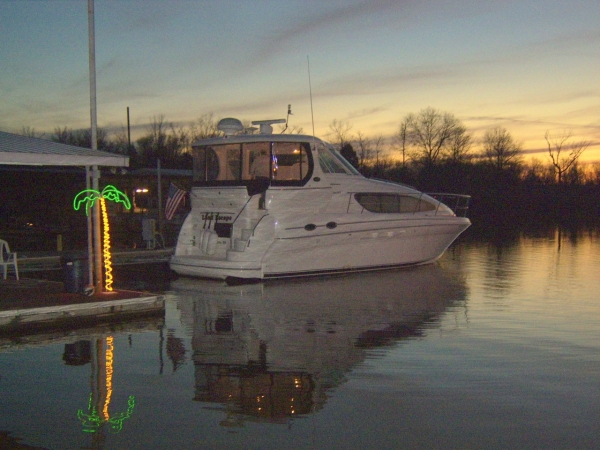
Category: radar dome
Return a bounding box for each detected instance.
[217,118,244,136]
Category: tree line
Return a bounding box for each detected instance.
[19,107,600,228]
[328,108,598,228]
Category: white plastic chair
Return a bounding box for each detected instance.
[0,239,19,280]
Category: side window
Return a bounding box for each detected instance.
[354,193,437,213]
[192,144,240,182]
[193,146,219,182]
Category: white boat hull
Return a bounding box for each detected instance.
[170,215,470,280]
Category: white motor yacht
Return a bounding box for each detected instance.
[170,117,471,280]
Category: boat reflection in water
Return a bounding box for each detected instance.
[172,263,467,425]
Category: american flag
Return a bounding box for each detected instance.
[165,183,186,221]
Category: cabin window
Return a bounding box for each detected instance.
[272,142,310,182]
[244,142,272,180]
[330,148,361,175]
[354,193,437,213]
[193,144,240,182]
[317,146,359,174]
[192,141,312,186]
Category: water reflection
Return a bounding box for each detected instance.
[0,316,164,450]
[76,337,136,436]
[3,227,599,449]
[171,264,467,425]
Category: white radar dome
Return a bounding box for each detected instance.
[217,118,244,136]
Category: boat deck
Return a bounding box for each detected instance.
[0,277,164,335]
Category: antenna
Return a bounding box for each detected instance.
[307,56,316,146]
[281,104,292,133]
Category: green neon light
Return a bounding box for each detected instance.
[101,185,132,210]
[73,185,131,215]
[78,393,136,434]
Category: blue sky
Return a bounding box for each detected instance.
[1,0,599,161]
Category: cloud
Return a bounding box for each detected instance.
[244,0,507,67]
[346,106,392,120]
[254,0,502,54]
[464,115,600,130]
[100,1,188,33]
[312,65,456,98]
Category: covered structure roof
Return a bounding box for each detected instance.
[0,131,129,167]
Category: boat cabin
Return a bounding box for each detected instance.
[190,118,361,195]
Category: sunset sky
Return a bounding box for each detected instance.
[1,0,599,162]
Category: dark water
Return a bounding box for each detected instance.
[1,228,599,449]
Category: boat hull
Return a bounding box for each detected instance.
[170,216,470,280]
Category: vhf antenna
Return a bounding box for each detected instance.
[281,104,292,133]
[307,56,316,147]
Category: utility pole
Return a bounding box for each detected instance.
[127,106,131,155]
[88,0,103,292]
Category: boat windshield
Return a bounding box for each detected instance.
[192,141,313,186]
[317,145,360,175]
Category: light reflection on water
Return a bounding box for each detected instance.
[1,228,599,449]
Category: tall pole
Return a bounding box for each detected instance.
[127,106,131,154]
[157,159,163,235]
[88,0,103,292]
[86,166,93,288]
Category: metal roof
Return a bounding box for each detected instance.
[0,131,129,167]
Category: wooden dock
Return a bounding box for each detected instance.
[17,248,174,272]
[0,278,165,335]
[0,295,164,329]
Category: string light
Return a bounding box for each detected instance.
[73,185,130,292]
[100,199,113,291]
[103,336,114,419]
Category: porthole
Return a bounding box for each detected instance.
[326,222,337,229]
[305,224,316,231]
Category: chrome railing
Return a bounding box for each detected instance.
[426,193,471,217]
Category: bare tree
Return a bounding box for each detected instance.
[354,131,386,170]
[482,127,522,170]
[355,131,373,170]
[372,134,387,169]
[327,119,353,150]
[523,157,553,184]
[110,127,133,155]
[375,155,393,178]
[52,126,111,150]
[393,116,410,167]
[445,124,472,164]
[401,107,466,166]
[189,113,221,141]
[19,126,44,139]
[545,130,590,183]
[166,123,191,159]
[136,115,189,166]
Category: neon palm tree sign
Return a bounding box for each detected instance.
[73,185,131,291]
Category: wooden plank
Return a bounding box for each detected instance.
[0,295,164,329]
